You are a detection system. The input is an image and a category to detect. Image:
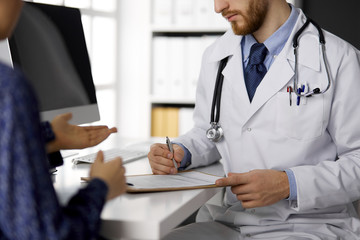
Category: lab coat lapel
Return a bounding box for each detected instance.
[208,31,250,110]
[246,56,294,120]
[222,45,251,109]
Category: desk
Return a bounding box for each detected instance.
[54,146,224,240]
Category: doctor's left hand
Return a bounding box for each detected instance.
[216,169,290,208]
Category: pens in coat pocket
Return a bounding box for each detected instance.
[166,136,178,169]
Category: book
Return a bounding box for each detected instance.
[126,170,223,193]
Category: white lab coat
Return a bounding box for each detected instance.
[175,8,360,239]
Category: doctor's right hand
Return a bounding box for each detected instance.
[148,143,184,175]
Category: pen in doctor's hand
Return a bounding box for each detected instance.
[166,136,178,170]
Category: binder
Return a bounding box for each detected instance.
[168,37,186,98]
[184,37,202,99]
[151,107,179,137]
[173,0,193,26]
[152,37,169,97]
[179,107,194,135]
[165,107,179,138]
[152,0,173,25]
[151,107,166,137]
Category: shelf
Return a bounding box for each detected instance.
[151,25,228,34]
[150,96,195,105]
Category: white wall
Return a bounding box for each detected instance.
[116,0,152,139]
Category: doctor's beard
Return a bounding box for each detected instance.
[223,0,268,36]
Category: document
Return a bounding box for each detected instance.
[126,171,223,193]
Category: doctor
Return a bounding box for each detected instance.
[148,0,360,239]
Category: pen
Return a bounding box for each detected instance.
[302,82,309,105]
[297,84,305,106]
[287,86,293,106]
[166,136,178,169]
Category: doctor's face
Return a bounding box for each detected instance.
[215,0,269,36]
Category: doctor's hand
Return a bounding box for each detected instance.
[47,112,117,153]
[216,170,290,209]
[148,143,184,175]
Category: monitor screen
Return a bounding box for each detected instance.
[8,2,100,125]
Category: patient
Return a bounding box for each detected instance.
[0,0,126,239]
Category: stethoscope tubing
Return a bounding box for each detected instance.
[210,57,228,124]
[293,17,331,97]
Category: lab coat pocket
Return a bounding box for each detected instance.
[275,92,324,140]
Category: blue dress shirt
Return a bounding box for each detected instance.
[177,5,299,201]
[0,62,108,240]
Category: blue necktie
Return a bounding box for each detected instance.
[244,43,268,102]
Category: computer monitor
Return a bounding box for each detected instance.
[5,2,100,125]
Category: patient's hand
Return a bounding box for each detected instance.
[90,151,127,200]
[46,112,117,153]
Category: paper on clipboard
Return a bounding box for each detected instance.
[126,171,223,193]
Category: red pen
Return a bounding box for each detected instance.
[287,86,293,106]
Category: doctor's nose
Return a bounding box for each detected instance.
[214,0,229,14]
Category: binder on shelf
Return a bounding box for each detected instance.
[168,37,186,98]
[152,0,173,26]
[184,37,202,99]
[151,107,166,137]
[179,107,194,135]
[166,107,179,138]
[152,35,220,100]
[173,0,193,26]
[152,37,169,97]
[193,0,214,27]
[151,107,179,138]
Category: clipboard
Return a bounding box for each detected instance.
[81,170,223,193]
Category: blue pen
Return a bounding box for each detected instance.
[296,84,305,106]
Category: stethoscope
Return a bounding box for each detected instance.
[206,17,332,142]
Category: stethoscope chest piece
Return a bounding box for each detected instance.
[206,122,224,142]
